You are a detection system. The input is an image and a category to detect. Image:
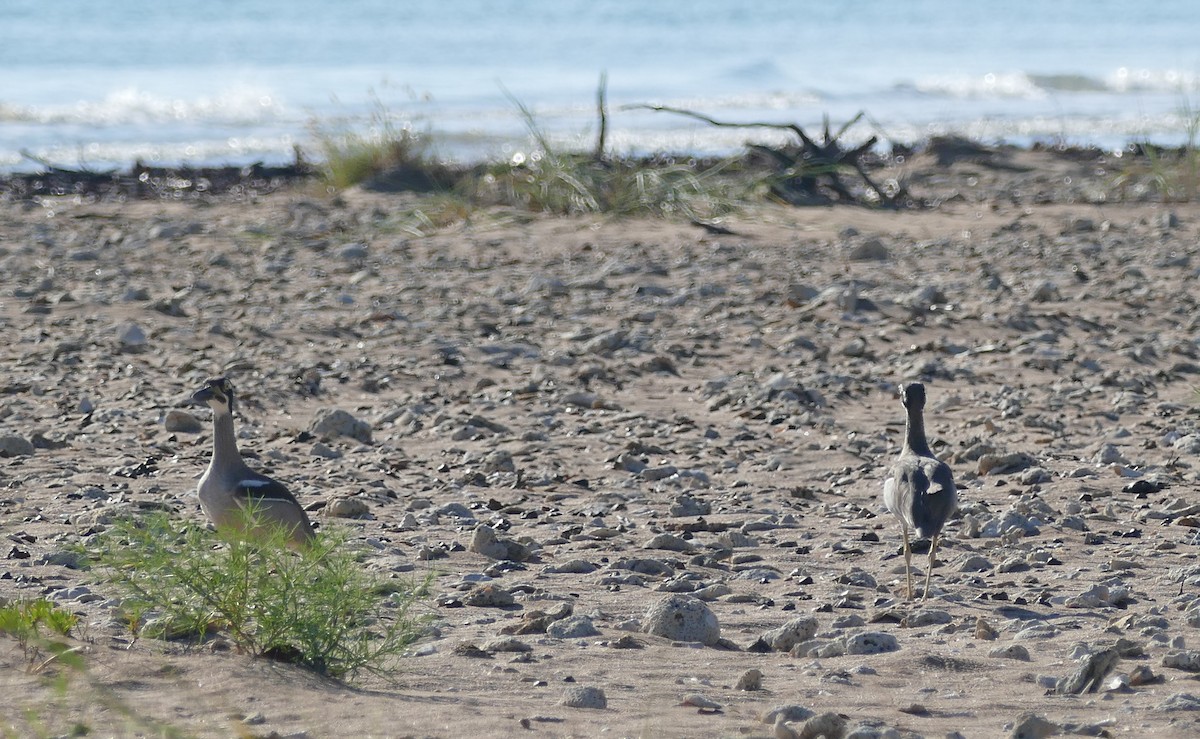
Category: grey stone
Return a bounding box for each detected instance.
[561,685,607,709]
[309,408,372,443]
[326,497,369,518]
[1009,713,1059,739]
[1163,650,1200,672]
[643,594,721,646]
[989,644,1031,661]
[481,637,531,653]
[736,668,762,691]
[904,609,952,627]
[668,495,710,517]
[469,525,531,562]
[848,238,889,261]
[462,584,515,608]
[1056,648,1119,694]
[844,632,899,655]
[164,409,204,433]
[116,321,147,349]
[761,616,819,652]
[548,615,601,639]
[1158,693,1200,711]
[760,705,816,725]
[796,712,847,739]
[642,533,694,552]
[544,559,598,574]
[0,435,35,458]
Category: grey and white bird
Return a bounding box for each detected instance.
[883,382,957,600]
[191,377,316,548]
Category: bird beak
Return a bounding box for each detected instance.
[190,386,215,406]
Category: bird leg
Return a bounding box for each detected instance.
[922,534,940,601]
[902,526,913,600]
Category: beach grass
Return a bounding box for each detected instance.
[473,89,749,218]
[307,85,751,219]
[1113,97,1200,202]
[310,101,459,193]
[89,510,433,680]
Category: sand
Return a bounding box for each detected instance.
[2,147,1200,737]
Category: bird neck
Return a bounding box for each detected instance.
[904,407,934,456]
[210,410,243,467]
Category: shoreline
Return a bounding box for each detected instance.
[2,145,1200,737]
[2,134,1195,207]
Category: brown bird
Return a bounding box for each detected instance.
[883,382,957,600]
[192,377,316,548]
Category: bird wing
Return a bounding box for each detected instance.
[233,476,304,507]
[924,459,956,499]
[882,476,899,514]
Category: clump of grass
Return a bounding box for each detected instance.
[0,598,79,644]
[475,89,749,219]
[89,511,431,680]
[1113,97,1200,202]
[310,101,460,192]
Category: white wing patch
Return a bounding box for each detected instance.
[882,476,898,514]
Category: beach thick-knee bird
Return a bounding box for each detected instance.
[883,382,957,600]
[191,377,316,548]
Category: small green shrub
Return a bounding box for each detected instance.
[310,101,461,192]
[474,89,748,219]
[0,598,78,645]
[1113,97,1200,202]
[90,511,431,680]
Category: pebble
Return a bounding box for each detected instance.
[0,435,35,458]
[679,693,721,710]
[1056,647,1119,694]
[480,637,531,653]
[462,584,515,608]
[1162,650,1200,672]
[309,408,372,443]
[642,533,694,552]
[543,559,598,574]
[643,594,721,646]
[326,497,369,518]
[760,616,818,652]
[735,669,763,691]
[547,615,601,639]
[1158,693,1200,711]
[848,238,889,261]
[1008,713,1060,739]
[903,609,951,628]
[843,632,899,656]
[760,705,815,726]
[469,525,531,562]
[988,644,1031,661]
[116,321,147,350]
[163,409,204,433]
[561,686,607,709]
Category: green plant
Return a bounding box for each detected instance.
[0,598,79,651]
[310,99,460,192]
[89,510,432,680]
[476,87,748,219]
[1113,96,1200,202]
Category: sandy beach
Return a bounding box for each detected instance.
[3,146,1200,737]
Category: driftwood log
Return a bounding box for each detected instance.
[631,105,908,207]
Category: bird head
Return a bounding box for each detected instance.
[900,382,927,410]
[192,377,236,414]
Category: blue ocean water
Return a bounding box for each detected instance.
[2,1,1199,172]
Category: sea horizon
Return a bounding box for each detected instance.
[3,0,1200,173]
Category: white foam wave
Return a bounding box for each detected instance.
[1107,67,1200,94]
[910,68,1200,100]
[0,85,289,127]
[910,72,1049,100]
